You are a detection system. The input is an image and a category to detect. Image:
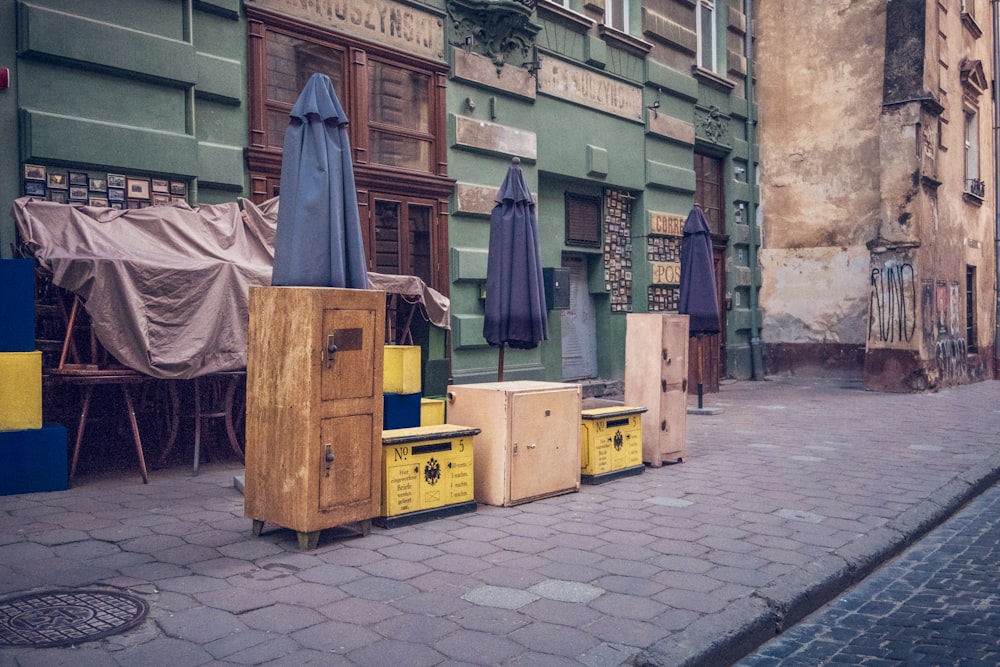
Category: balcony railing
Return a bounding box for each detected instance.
[965,178,986,198]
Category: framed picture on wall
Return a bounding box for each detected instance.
[169,181,187,196]
[89,178,107,192]
[69,186,88,201]
[127,199,142,209]
[50,190,68,204]
[126,178,150,200]
[151,193,170,206]
[108,188,125,202]
[24,181,46,196]
[107,174,126,189]
[47,173,68,189]
[69,172,88,187]
[24,164,46,181]
[89,197,109,207]
[152,179,169,193]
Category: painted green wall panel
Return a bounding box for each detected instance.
[18,61,187,133]
[452,314,488,349]
[18,3,196,85]
[193,8,246,57]
[451,246,489,282]
[534,97,645,189]
[645,160,695,193]
[195,53,243,105]
[21,109,198,176]
[194,0,241,19]
[646,60,698,102]
[195,99,247,146]
[23,0,185,39]
[197,142,245,189]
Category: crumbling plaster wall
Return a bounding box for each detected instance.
[756,0,885,349]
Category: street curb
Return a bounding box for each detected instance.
[632,454,1000,667]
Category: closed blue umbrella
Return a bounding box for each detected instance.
[483,157,548,380]
[271,73,368,289]
[679,205,721,408]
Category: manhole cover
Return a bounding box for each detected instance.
[0,590,148,648]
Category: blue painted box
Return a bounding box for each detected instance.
[383,392,421,430]
[0,424,68,495]
[0,259,35,352]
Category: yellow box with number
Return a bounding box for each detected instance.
[378,424,478,527]
[383,345,422,394]
[580,406,646,484]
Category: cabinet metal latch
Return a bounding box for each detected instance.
[324,443,335,476]
[326,335,338,368]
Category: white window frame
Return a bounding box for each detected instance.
[696,0,717,72]
[605,0,628,33]
[964,109,980,187]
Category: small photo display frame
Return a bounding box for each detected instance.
[151,178,169,193]
[108,188,126,203]
[107,173,126,189]
[89,197,109,207]
[24,164,46,181]
[110,202,124,210]
[24,181,46,196]
[126,178,150,200]
[127,199,143,209]
[69,186,89,201]
[169,181,187,196]
[151,193,171,206]
[50,190,68,204]
[69,172,88,187]
[89,177,107,192]
[47,173,68,189]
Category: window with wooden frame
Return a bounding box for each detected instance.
[694,153,724,235]
[565,193,602,248]
[245,8,453,294]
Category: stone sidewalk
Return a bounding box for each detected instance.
[1,376,999,666]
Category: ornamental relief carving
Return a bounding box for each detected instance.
[695,105,731,147]
[448,0,540,76]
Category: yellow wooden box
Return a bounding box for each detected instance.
[0,351,42,431]
[579,406,646,483]
[420,397,446,426]
[383,345,421,394]
[378,424,478,527]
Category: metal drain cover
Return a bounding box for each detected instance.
[0,590,148,648]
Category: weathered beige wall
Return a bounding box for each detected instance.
[756,0,886,346]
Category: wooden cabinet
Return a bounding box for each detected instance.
[446,381,581,506]
[244,286,385,550]
[624,314,688,466]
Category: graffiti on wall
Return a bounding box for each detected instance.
[934,280,967,383]
[869,260,916,343]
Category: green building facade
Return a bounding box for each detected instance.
[0,0,760,389]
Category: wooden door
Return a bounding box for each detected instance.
[508,388,580,504]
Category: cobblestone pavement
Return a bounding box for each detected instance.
[1,376,999,666]
[734,479,1000,666]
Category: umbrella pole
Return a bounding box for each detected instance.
[697,336,704,409]
[498,344,505,382]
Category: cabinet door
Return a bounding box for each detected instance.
[320,307,377,403]
[318,414,374,512]
[508,389,580,503]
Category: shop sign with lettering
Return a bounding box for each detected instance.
[247,0,444,60]
[651,261,681,286]
[649,211,685,237]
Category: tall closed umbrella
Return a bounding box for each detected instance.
[483,157,548,381]
[272,73,368,289]
[678,205,721,409]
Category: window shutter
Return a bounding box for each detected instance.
[565,194,601,247]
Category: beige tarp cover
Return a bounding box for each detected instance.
[12,196,449,380]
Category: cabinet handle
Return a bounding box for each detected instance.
[324,444,335,476]
[326,335,338,368]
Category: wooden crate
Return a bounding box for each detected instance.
[624,314,689,465]
[244,286,385,550]
[446,381,581,506]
